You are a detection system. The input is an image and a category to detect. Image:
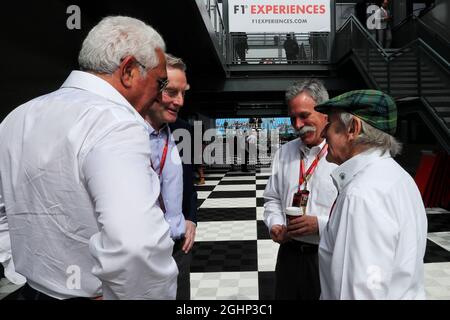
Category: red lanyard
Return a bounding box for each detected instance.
[150,135,169,177]
[298,144,328,191]
[149,131,169,214]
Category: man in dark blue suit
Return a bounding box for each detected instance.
[169,117,198,300]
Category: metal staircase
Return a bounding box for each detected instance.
[335,15,450,153]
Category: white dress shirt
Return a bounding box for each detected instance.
[263,138,338,244]
[0,71,178,299]
[319,149,427,300]
[0,191,26,286]
[147,123,185,240]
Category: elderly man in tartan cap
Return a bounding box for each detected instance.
[315,90,428,300]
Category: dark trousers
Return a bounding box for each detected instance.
[241,147,249,172]
[286,53,298,64]
[275,240,321,300]
[376,28,392,48]
[173,238,192,300]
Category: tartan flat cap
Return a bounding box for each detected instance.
[315,89,397,135]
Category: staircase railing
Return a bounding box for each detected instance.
[393,14,450,62]
[336,15,450,153]
[392,5,434,30]
[420,96,450,154]
[335,15,388,89]
[390,38,450,97]
[228,32,330,65]
[336,15,450,98]
[204,0,227,60]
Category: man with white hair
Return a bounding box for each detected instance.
[263,79,338,300]
[0,16,178,300]
[316,90,427,299]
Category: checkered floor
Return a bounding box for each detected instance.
[191,168,450,300]
[1,168,449,300]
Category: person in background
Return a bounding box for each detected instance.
[284,33,299,64]
[375,0,392,48]
[233,32,249,64]
[195,124,207,185]
[0,16,178,300]
[263,79,338,300]
[145,54,196,300]
[316,89,427,299]
[241,129,257,172]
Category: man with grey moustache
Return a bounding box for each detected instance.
[263,79,338,300]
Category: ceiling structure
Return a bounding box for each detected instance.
[2,0,366,120]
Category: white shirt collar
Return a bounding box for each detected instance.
[299,139,327,158]
[61,70,149,129]
[331,148,391,192]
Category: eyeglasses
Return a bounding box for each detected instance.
[157,78,170,93]
[134,59,169,93]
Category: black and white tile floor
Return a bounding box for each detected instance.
[1,168,449,300]
[191,168,450,300]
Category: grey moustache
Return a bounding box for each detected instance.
[298,126,316,136]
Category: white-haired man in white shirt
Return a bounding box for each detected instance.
[0,16,178,300]
[316,89,427,299]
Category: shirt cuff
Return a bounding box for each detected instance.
[266,212,285,231]
[166,215,186,240]
[3,259,26,285]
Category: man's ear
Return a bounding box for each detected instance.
[348,116,362,140]
[118,56,139,88]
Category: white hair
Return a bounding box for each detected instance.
[78,16,166,75]
[285,79,329,105]
[339,112,402,157]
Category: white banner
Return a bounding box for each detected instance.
[228,0,331,33]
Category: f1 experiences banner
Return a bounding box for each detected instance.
[228,0,331,33]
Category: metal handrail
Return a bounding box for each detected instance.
[417,39,450,74]
[422,97,449,131]
[390,38,450,75]
[205,0,227,60]
[338,14,449,152]
[211,0,225,33]
[417,18,450,47]
[335,16,381,89]
[336,13,353,33]
[337,15,450,97]
[229,32,330,64]
[392,6,434,30]
[393,13,450,48]
[344,15,389,60]
[420,96,450,154]
[386,38,450,97]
